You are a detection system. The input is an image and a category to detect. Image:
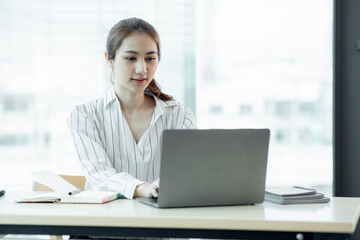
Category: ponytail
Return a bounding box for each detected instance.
[147,79,173,101]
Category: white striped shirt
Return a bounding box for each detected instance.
[67,87,197,199]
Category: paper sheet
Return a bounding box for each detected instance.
[31,170,77,195]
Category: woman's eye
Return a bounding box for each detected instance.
[146,57,156,61]
[126,57,136,61]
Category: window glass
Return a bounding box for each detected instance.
[196,0,333,195]
[0,0,332,194]
[0,0,195,189]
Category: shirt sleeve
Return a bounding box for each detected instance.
[67,105,143,199]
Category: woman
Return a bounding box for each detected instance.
[68,17,197,200]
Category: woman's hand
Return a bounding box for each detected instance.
[134,179,159,198]
[152,178,159,189]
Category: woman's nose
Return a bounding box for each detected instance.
[135,59,147,74]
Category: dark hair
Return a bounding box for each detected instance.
[106,17,173,101]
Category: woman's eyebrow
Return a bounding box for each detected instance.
[123,50,158,55]
[145,51,158,55]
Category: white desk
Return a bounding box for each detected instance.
[1,191,360,239]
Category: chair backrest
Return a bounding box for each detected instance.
[33,175,86,191]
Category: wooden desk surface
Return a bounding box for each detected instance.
[1,191,360,234]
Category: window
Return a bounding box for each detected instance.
[196,0,333,195]
[0,0,333,195]
[0,0,196,190]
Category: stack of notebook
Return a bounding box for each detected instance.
[265,186,330,205]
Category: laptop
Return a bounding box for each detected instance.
[136,129,270,208]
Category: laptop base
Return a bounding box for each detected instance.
[136,197,159,208]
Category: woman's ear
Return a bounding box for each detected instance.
[104,51,114,69]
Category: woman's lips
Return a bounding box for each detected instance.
[131,78,147,84]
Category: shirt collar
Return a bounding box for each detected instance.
[104,87,117,107]
[153,95,178,117]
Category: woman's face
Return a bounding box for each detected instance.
[110,33,159,95]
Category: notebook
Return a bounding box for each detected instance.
[136,129,270,208]
[16,191,120,204]
[16,170,120,204]
[264,186,330,205]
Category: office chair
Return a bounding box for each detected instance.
[33,174,86,191]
